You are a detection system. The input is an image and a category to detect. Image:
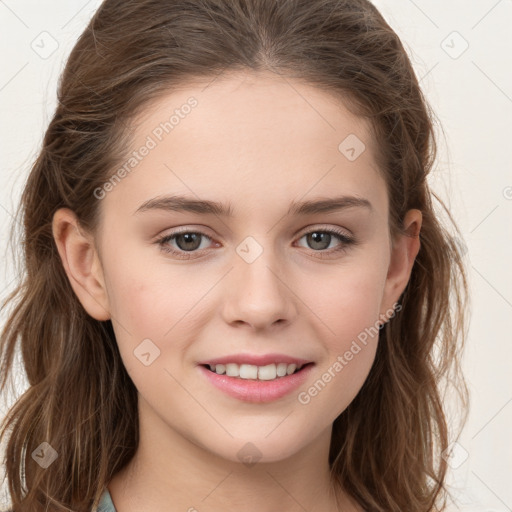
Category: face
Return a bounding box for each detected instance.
[55,69,420,465]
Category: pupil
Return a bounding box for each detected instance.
[177,233,200,251]
[308,232,330,250]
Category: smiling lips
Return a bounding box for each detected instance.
[207,362,304,380]
[197,353,314,402]
[198,353,312,381]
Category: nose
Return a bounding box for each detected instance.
[221,247,298,331]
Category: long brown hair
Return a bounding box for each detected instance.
[0,0,469,510]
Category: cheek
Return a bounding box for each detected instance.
[107,275,169,336]
[299,261,385,409]
[307,257,386,339]
[103,252,212,374]
[104,245,199,335]
[104,268,194,408]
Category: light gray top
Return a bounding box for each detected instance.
[96,488,116,512]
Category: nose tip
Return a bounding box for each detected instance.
[223,257,296,330]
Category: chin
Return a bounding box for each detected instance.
[202,433,314,466]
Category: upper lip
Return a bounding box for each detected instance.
[198,353,313,367]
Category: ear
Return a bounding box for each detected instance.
[379,208,422,321]
[52,208,111,321]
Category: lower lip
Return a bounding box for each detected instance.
[197,364,314,403]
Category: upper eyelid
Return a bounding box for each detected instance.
[297,225,352,236]
[157,225,353,246]
[159,223,352,237]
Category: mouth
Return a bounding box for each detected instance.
[197,358,315,403]
[201,362,312,381]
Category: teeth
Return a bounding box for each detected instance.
[286,363,297,375]
[276,363,288,377]
[225,363,238,377]
[258,364,276,380]
[240,364,258,379]
[207,362,304,380]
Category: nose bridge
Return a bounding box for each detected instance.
[223,234,295,328]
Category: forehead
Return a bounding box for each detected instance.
[133,69,373,155]
[101,69,387,220]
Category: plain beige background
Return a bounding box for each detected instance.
[1,1,511,510]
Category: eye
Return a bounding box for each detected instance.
[295,227,356,257]
[156,229,216,259]
[155,226,356,260]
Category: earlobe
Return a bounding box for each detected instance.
[379,209,422,322]
[52,208,111,321]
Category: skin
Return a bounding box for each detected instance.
[52,69,421,512]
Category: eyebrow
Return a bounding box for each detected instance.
[134,194,373,217]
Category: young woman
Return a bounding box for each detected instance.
[0,0,469,510]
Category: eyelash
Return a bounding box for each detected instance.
[155,226,356,260]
